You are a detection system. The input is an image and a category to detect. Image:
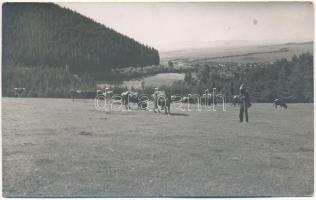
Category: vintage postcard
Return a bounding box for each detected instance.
[2,1,314,198]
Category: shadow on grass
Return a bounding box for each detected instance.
[169,113,189,117]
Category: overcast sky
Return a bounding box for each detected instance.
[57,2,314,51]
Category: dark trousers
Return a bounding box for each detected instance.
[239,105,248,122]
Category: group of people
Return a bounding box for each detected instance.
[138,84,252,122]
[100,84,252,123]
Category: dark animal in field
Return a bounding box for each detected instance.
[96,89,113,97]
[152,91,172,114]
[170,95,184,104]
[232,95,240,107]
[182,95,198,104]
[136,94,149,110]
[121,91,148,110]
[128,92,139,104]
[13,87,26,97]
[96,89,103,96]
[273,98,288,109]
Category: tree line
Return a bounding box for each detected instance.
[2,64,95,97]
[165,53,313,102]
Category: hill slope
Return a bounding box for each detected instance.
[2,3,160,78]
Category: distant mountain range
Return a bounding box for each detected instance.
[159,39,313,52]
[160,41,313,64]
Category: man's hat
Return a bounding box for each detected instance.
[154,88,158,90]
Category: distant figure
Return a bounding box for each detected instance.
[70,89,76,102]
[232,95,240,107]
[121,90,131,110]
[132,92,148,110]
[96,89,103,96]
[153,88,159,112]
[239,84,251,123]
[201,89,217,105]
[104,87,113,105]
[14,87,26,97]
[203,89,211,105]
[153,90,172,114]
[205,89,209,96]
[152,88,172,114]
[273,98,287,109]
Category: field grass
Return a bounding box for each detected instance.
[2,98,313,197]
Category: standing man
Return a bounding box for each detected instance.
[104,87,109,101]
[70,89,76,102]
[104,87,112,107]
[239,84,251,123]
[121,90,131,110]
[153,87,159,112]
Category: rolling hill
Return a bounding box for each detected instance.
[2,2,160,97]
[2,3,160,78]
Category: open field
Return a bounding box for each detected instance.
[2,98,313,197]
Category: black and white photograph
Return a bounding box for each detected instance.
[1,1,314,198]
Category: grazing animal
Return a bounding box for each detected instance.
[273,98,287,109]
[13,88,26,97]
[96,88,112,99]
[136,94,149,110]
[121,91,148,110]
[96,89,103,96]
[232,95,240,107]
[128,92,139,104]
[152,91,172,114]
[182,96,198,104]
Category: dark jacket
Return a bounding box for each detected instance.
[240,91,251,108]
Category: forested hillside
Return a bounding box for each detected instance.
[2,3,160,78]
